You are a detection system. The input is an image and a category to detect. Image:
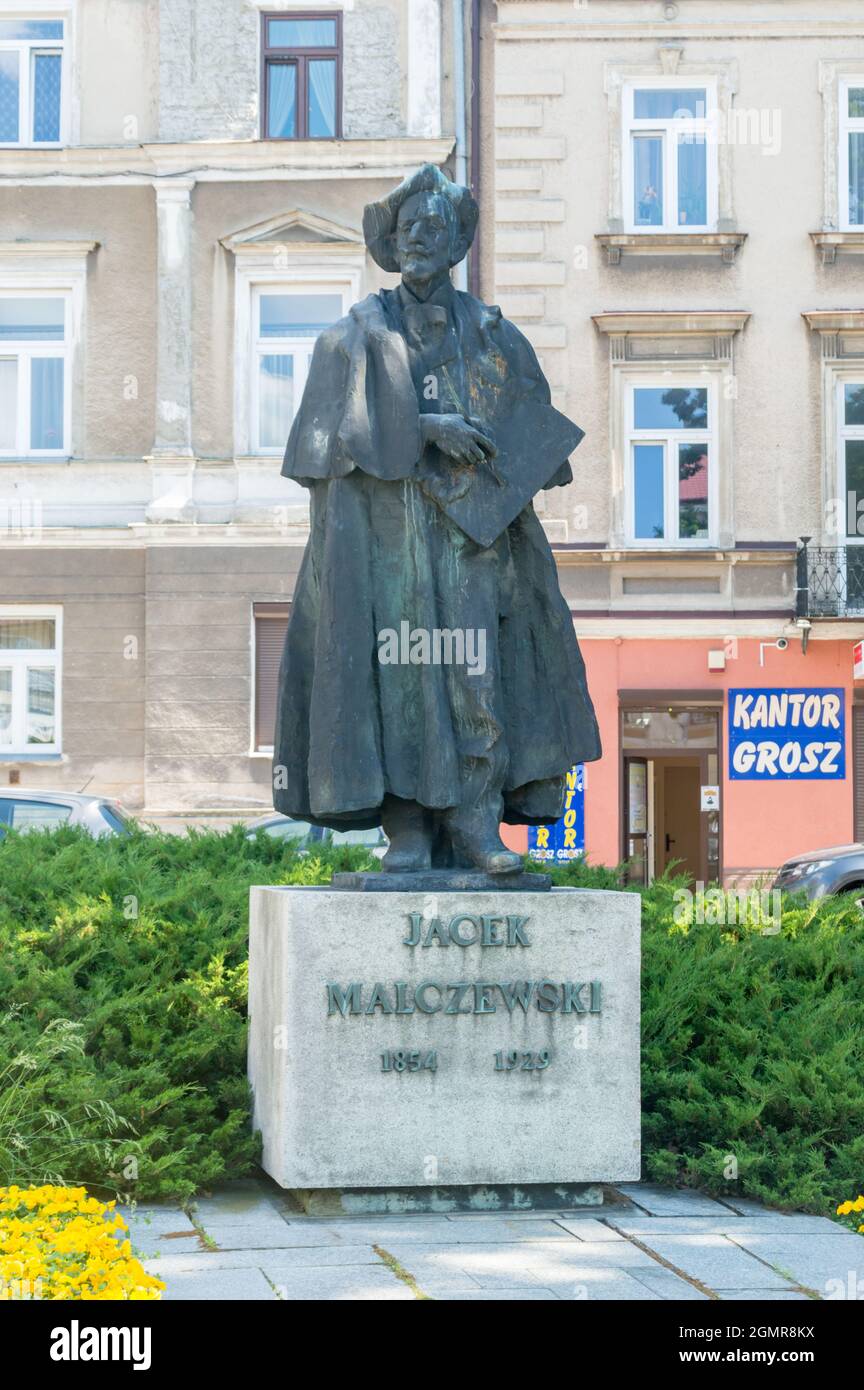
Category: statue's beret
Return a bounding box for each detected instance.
[363,164,479,273]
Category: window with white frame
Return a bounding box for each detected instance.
[627,382,715,545]
[0,292,70,457]
[0,611,61,755]
[250,283,345,454]
[623,81,717,233]
[839,379,864,537]
[840,79,864,229]
[0,16,66,146]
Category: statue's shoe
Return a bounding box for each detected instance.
[381,838,432,873]
[444,825,523,876]
[473,846,523,875]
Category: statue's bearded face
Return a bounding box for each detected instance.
[395,191,457,282]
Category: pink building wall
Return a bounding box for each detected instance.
[578,636,857,882]
[502,636,858,877]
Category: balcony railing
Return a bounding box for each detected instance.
[797,539,864,618]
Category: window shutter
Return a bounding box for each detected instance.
[854,705,864,842]
[254,604,290,751]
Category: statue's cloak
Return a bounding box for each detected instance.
[273,287,601,829]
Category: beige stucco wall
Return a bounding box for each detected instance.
[77,0,160,145]
[72,0,450,147]
[492,0,864,550]
[0,187,156,463]
[190,178,397,459]
[0,548,146,806]
[143,543,303,814]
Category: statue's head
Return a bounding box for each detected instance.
[363,164,479,281]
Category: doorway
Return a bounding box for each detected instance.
[654,758,701,879]
[621,701,722,887]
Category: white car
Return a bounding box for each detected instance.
[0,789,132,837]
[245,814,388,858]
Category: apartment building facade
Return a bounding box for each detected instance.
[485,0,864,883]
[5,0,864,884]
[0,0,453,824]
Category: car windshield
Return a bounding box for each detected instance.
[100,803,133,834]
[329,827,386,846]
[262,818,318,841]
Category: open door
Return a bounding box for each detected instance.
[624,757,649,886]
[656,761,701,881]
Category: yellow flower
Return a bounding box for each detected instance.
[0,1185,164,1301]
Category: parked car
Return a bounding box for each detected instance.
[772,844,864,904]
[0,790,133,838]
[245,813,388,857]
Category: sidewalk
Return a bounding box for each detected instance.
[119,1181,861,1301]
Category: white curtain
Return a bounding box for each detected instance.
[259,354,294,450]
[30,357,63,450]
[308,59,336,137]
[268,63,296,138]
[851,133,864,226]
[0,51,19,143]
[0,358,16,450]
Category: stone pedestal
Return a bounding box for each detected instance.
[248,886,640,1191]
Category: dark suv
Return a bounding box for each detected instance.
[772,844,864,903]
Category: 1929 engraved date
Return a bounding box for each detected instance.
[494,1049,551,1071]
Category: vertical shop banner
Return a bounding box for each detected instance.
[728,688,845,780]
[527,764,585,862]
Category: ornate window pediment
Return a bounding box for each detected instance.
[220,209,364,258]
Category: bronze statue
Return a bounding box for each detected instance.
[273,164,600,876]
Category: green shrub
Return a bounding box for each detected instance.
[1,827,862,1216]
[641,877,864,1214]
[0,824,376,1202]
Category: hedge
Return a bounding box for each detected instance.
[0,825,862,1216]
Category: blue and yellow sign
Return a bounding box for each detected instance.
[728,687,845,780]
[527,765,585,862]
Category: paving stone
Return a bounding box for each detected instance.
[354,1256,482,1296]
[144,1245,379,1275]
[124,1228,203,1259]
[719,1196,789,1217]
[725,1233,864,1295]
[191,1192,288,1228]
[634,1234,791,1290]
[202,1221,348,1250]
[440,1288,561,1300]
[554,1218,627,1241]
[552,1271,664,1300]
[161,1267,278,1301]
[628,1268,711,1301]
[385,1238,656,1297]
[265,1267,416,1301]
[116,1203,190,1231]
[717,1289,813,1301]
[315,1217,574,1244]
[612,1185,735,1217]
[609,1216,846,1237]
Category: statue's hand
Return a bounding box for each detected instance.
[421,414,497,466]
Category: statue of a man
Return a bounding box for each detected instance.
[273,164,600,874]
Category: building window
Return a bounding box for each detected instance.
[627,382,715,545]
[250,283,344,453]
[839,379,864,537]
[0,17,66,146]
[0,292,69,457]
[623,81,716,232]
[840,79,864,229]
[261,11,341,140]
[0,611,61,755]
[253,603,290,752]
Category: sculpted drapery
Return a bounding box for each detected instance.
[273,165,601,874]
